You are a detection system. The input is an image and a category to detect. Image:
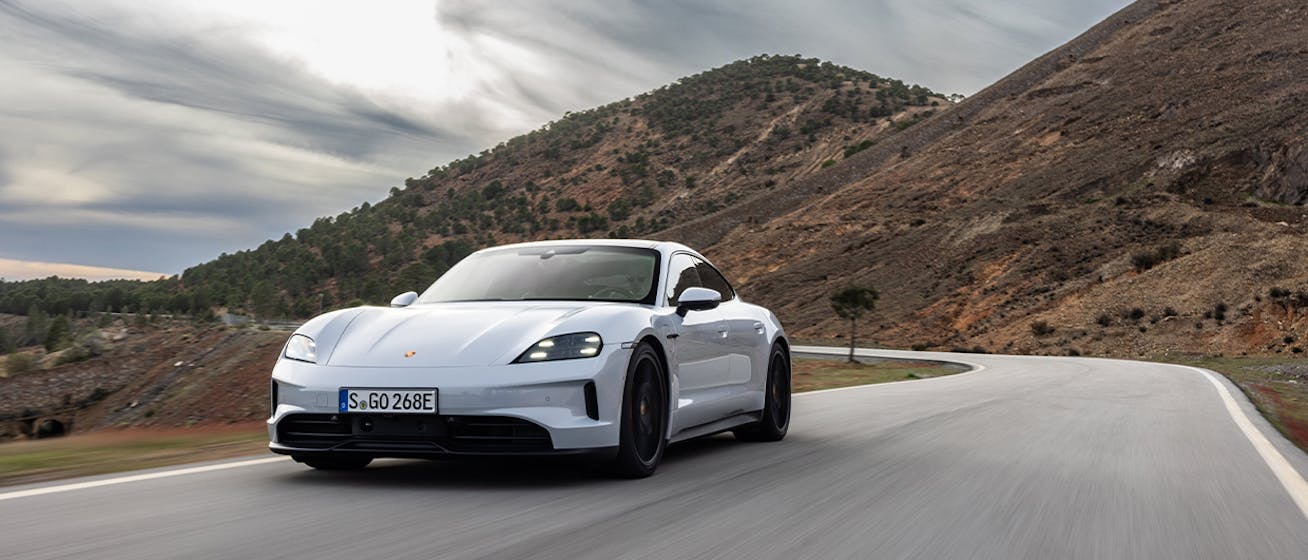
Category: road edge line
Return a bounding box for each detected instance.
[0,456,285,502]
[1189,366,1308,521]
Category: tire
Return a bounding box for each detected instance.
[296,455,372,470]
[609,342,668,478]
[734,343,791,442]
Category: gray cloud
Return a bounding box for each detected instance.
[0,0,1129,276]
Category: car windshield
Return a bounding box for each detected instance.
[416,245,660,305]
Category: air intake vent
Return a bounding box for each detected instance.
[275,413,552,453]
[583,382,599,420]
[445,416,551,451]
[277,414,351,449]
[270,380,279,414]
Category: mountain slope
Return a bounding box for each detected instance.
[173,55,948,316]
[692,0,1308,356]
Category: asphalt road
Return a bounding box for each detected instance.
[3,347,1308,559]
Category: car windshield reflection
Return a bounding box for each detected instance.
[416,245,659,305]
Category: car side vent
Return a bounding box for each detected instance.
[583,382,599,420]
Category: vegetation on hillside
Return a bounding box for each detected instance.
[0,55,944,325]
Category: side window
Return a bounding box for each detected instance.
[665,254,702,305]
[694,258,735,300]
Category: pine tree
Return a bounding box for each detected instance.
[44,315,71,352]
[830,286,879,362]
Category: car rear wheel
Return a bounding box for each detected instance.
[734,343,790,442]
[609,342,667,478]
[296,455,373,470]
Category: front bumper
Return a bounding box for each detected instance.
[268,348,629,458]
[269,413,618,459]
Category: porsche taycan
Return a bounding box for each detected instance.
[268,239,790,477]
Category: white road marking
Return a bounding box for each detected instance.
[1189,366,1308,521]
[0,457,285,502]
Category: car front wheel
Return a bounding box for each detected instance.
[610,342,668,478]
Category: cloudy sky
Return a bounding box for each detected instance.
[0,0,1129,280]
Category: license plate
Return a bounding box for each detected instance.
[339,388,437,414]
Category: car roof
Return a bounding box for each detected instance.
[475,239,696,256]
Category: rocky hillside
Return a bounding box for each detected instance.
[176,55,948,316]
[677,0,1308,357]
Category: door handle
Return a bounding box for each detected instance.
[752,322,764,332]
[716,326,729,338]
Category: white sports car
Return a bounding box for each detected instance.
[268,239,790,477]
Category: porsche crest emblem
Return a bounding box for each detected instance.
[404,350,417,358]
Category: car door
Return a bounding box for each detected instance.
[693,258,765,413]
[694,259,757,386]
[665,253,732,432]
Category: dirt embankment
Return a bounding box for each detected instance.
[0,323,286,439]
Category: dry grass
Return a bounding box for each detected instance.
[792,355,968,393]
[1171,356,1308,453]
[0,423,270,487]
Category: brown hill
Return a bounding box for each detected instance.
[676,0,1308,357]
[173,56,948,313]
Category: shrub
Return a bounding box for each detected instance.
[1030,320,1055,336]
[842,140,875,158]
[1131,252,1158,272]
[6,353,36,375]
[80,387,111,406]
[1132,243,1183,272]
[55,339,101,365]
[554,198,582,212]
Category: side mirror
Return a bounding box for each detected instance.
[676,287,722,316]
[390,291,418,308]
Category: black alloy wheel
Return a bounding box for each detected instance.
[734,343,791,442]
[611,342,668,478]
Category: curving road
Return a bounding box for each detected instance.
[3,348,1308,559]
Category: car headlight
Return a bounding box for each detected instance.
[284,334,317,363]
[514,332,603,363]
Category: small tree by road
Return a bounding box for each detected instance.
[830,285,879,362]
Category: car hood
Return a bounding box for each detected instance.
[323,302,598,367]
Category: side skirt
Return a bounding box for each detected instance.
[669,412,762,444]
